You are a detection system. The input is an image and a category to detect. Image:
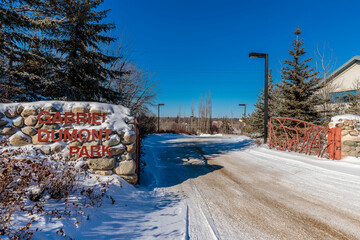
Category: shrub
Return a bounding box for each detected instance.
[0,142,115,239]
[137,114,157,135]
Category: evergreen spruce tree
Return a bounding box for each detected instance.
[0,0,40,102]
[279,28,324,123]
[54,0,121,102]
[0,0,61,102]
[247,70,279,135]
[0,0,154,107]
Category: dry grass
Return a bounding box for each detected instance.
[0,140,115,239]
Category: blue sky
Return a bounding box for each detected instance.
[100,0,360,117]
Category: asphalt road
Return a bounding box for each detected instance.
[143,134,360,240]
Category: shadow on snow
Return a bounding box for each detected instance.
[141,134,253,189]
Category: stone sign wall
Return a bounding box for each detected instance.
[329,115,360,159]
[0,101,138,184]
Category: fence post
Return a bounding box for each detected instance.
[328,127,341,160]
[334,127,341,160]
[328,128,335,159]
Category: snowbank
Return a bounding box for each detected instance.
[330,114,360,126]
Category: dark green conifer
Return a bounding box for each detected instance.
[0,0,60,102]
[279,28,324,123]
[246,70,279,135]
[54,0,121,102]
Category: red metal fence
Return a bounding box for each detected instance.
[269,117,341,160]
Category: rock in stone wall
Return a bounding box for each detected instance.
[329,116,360,159]
[0,101,138,184]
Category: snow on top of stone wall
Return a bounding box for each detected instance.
[0,101,133,134]
[330,114,360,127]
[331,114,360,122]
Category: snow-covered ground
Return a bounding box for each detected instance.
[4,134,360,239]
[141,134,360,240]
[2,156,187,240]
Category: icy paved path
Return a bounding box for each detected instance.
[142,134,360,240]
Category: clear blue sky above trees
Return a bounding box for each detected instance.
[100,0,360,117]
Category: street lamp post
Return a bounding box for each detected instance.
[249,52,269,143]
[238,104,246,134]
[157,104,164,132]
[238,104,246,118]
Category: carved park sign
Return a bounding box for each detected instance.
[0,101,138,184]
[37,111,113,157]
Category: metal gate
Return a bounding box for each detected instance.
[269,117,341,160]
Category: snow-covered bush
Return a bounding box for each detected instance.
[0,142,118,239]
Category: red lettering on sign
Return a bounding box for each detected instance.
[38,129,50,142]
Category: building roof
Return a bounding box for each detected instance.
[326,55,360,82]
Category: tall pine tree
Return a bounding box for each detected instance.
[0,0,43,102]
[0,0,154,107]
[0,0,64,102]
[279,28,324,123]
[246,70,279,135]
[54,0,121,102]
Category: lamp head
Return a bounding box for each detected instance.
[249,52,267,58]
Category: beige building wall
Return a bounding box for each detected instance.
[329,61,360,92]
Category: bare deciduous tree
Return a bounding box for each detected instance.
[103,38,158,115]
[315,43,339,120]
[190,99,195,132]
[196,91,212,134]
[346,79,360,114]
